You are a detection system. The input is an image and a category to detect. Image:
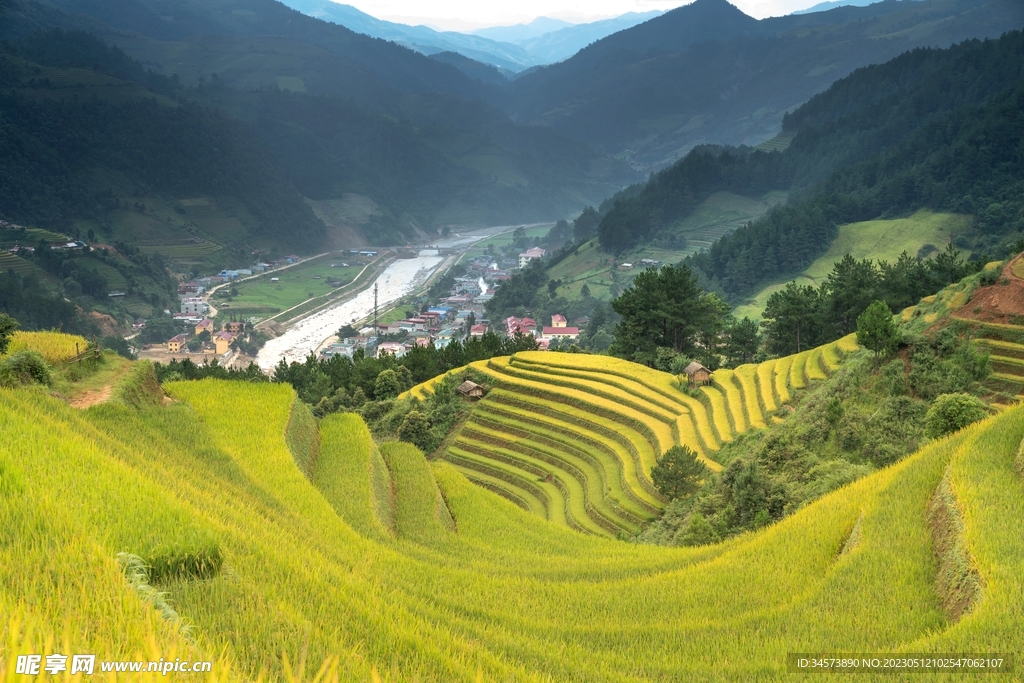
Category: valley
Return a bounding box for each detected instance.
[3,0,1024,679]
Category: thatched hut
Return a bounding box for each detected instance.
[456,380,485,400]
[683,361,712,387]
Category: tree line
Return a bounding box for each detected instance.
[156,331,538,414]
[760,246,980,356]
[606,245,982,371]
[591,31,1024,299]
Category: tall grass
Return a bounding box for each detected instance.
[3,331,89,363]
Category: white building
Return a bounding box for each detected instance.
[518,247,546,269]
[180,297,209,316]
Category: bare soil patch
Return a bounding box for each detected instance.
[69,384,113,409]
[952,255,1024,324]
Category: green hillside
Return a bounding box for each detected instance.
[3,332,1024,680]
[544,191,785,304]
[593,29,1024,301]
[734,210,973,320]
[0,5,629,252]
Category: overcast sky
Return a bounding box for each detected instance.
[353,0,821,31]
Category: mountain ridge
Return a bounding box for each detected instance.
[506,0,1024,168]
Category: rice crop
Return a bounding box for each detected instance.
[3,374,1023,681]
[4,330,89,363]
[711,368,748,433]
[733,365,767,429]
[805,347,828,381]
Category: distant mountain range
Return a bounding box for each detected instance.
[471,16,575,43]
[0,0,634,249]
[793,0,879,14]
[278,0,663,72]
[1,0,1020,258]
[504,0,1024,168]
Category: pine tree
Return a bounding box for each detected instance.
[856,300,901,370]
[651,445,707,500]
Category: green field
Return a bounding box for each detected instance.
[3,335,1024,680]
[0,251,45,279]
[465,224,552,254]
[671,190,787,253]
[548,191,784,301]
[217,256,362,317]
[0,225,68,247]
[733,209,973,321]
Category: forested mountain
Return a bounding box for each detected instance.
[594,30,1024,299]
[0,0,631,249]
[506,0,1024,168]
[0,37,325,249]
[22,0,484,98]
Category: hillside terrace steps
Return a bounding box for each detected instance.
[442,335,859,535]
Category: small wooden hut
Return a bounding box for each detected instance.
[683,361,712,387]
[456,380,485,400]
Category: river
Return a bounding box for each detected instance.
[255,225,539,370]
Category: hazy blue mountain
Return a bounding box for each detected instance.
[511,11,665,64]
[277,1,668,71]
[471,17,575,43]
[793,0,880,14]
[278,0,535,71]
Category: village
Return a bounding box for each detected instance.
[318,245,585,361]
[130,239,586,368]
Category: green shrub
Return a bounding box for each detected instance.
[398,410,432,452]
[978,268,1000,286]
[679,512,719,546]
[880,358,909,396]
[0,350,51,387]
[651,445,707,500]
[0,313,18,355]
[925,393,988,439]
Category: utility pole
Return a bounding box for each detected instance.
[373,282,378,338]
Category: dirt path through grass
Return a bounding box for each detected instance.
[69,384,113,409]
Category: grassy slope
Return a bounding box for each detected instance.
[733,209,973,320]
[549,191,782,301]
[3,374,1023,680]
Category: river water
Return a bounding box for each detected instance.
[256,225,535,370]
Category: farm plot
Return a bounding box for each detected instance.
[450,335,858,531]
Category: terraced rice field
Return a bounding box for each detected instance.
[135,238,222,257]
[3,331,90,363]
[973,322,1024,401]
[0,250,39,276]
[444,335,859,535]
[5,372,1024,680]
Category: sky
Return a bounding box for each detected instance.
[350,0,819,31]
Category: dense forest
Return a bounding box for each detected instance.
[0,0,630,245]
[0,34,326,250]
[593,31,1024,297]
[507,0,1022,165]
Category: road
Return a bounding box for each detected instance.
[255,223,548,370]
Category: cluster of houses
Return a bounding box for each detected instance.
[317,250,586,360]
[504,314,580,349]
[616,258,661,270]
[166,319,246,356]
